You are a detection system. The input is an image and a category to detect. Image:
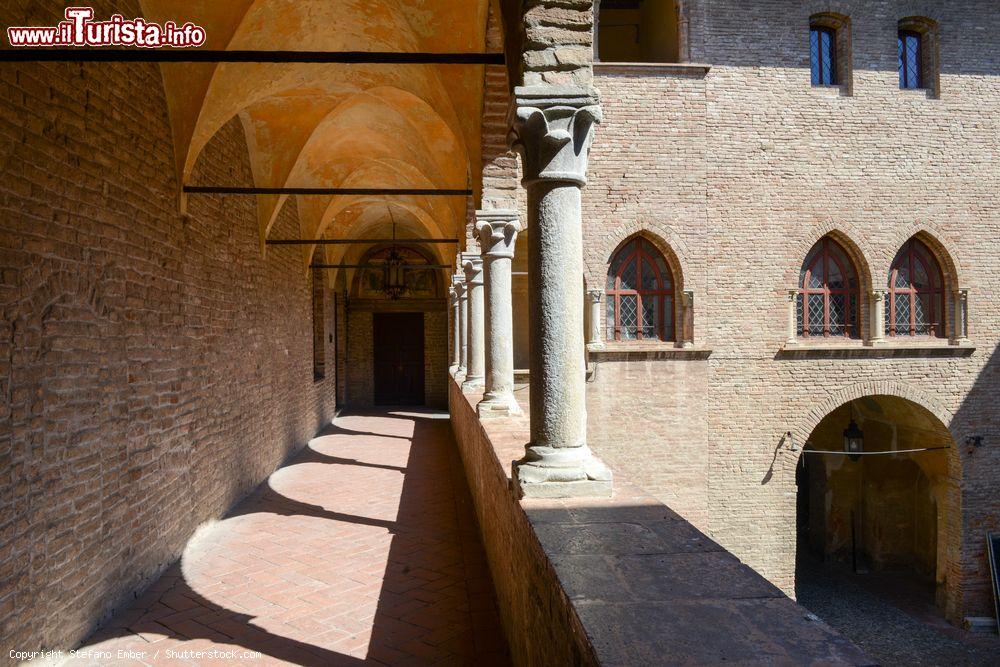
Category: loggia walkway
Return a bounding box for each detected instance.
[64,411,509,666]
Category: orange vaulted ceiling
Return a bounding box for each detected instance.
[140,0,490,257]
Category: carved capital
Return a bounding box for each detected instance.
[871,288,887,303]
[508,86,602,186]
[462,253,484,286]
[786,288,799,303]
[586,289,603,304]
[475,210,521,260]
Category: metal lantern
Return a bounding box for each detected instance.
[383,247,407,300]
[382,211,408,300]
[843,401,864,461]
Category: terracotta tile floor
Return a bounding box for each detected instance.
[66,410,510,666]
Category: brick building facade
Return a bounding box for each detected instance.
[0,0,996,658]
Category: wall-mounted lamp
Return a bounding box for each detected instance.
[965,436,983,449]
[785,431,800,453]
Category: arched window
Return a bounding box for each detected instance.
[887,239,945,337]
[606,237,674,341]
[797,237,859,338]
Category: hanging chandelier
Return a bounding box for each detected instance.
[843,400,864,461]
[382,209,408,300]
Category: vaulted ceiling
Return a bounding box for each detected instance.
[140,0,494,277]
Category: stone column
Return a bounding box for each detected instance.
[449,283,461,370]
[508,86,611,498]
[953,289,969,343]
[682,290,695,348]
[457,280,468,372]
[476,210,522,417]
[871,288,887,345]
[585,289,605,351]
[461,254,485,392]
[786,289,799,345]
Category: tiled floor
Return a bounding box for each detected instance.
[65,410,510,666]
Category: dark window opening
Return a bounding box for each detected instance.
[596,0,680,63]
[810,27,838,86]
[899,30,923,89]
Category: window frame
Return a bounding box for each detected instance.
[810,26,838,86]
[898,29,923,89]
[797,237,860,339]
[605,238,676,342]
[887,239,945,338]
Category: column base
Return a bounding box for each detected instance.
[512,449,613,499]
[477,393,523,419]
[461,375,485,393]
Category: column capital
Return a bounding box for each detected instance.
[786,288,799,302]
[586,288,603,303]
[954,287,969,299]
[476,210,521,259]
[453,275,466,296]
[683,289,695,306]
[871,287,888,298]
[508,85,602,187]
[462,253,484,286]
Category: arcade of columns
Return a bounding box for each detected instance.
[450,85,613,499]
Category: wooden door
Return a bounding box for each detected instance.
[373,312,425,405]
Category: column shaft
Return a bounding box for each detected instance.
[871,289,887,345]
[450,285,461,369]
[585,289,605,351]
[458,285,468,371]
[462,256,485,391]
[477,212,522,417]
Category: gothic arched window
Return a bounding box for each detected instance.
[887,239,945,337]
[797,237,859,338]
[606,237,674,342]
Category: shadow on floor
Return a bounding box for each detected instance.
[75,409,510,666]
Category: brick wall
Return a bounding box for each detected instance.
[581,0,1000,621]
[0,0,336,652]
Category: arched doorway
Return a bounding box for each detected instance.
[794,395,963,647]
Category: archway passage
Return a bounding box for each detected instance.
[793,396,995,663]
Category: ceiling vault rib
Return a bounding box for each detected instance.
[0,50,505,65]
[268,239,459,245]
[184,186,472,196]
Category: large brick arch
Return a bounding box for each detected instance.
[587,220,691,292]
[789,380,956,452]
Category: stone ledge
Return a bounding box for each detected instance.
[448,378,873,666]
[777,343,976,360]
[588,344,712,361]
[594,62,711,77]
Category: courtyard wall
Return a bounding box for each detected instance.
[583,0,1000,621]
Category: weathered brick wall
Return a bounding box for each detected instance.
[582,0,999,621]
[448,379,598,666]
[0,0,336,652]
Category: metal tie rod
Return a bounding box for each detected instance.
[0,49,505,65]
[183,186,471,196]
[268,239,459,245]
[311,264,452,270]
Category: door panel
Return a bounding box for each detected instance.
[373,312,425,405]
